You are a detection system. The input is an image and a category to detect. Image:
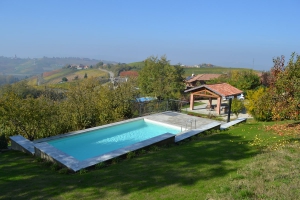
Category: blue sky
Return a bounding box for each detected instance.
[1,0,299,70]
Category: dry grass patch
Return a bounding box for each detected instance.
[210,142,300,199]
[264,122,300,136]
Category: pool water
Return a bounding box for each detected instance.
[48,119,180,161]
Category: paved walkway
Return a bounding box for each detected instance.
[145,111,223,130]
[182,99,253,121]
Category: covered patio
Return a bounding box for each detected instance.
[185,83,243,115]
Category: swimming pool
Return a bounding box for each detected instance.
[47,119,181,161]
[33,117,181,171]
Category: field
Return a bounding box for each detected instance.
[26,68,109,86]
[1,120,300,199]
[183,67,254,76]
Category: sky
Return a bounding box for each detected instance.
[0,0,299,70]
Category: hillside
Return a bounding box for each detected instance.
[183,67,253,76]
[127,61,145,69]
[0,56,102,76]
[28,68,109,86]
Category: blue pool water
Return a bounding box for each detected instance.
[48,119,180,161]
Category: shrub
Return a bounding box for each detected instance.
[111,157,120,164]
[138,149,147,155]
[50,163,60,171]
[149,145,159,152]
[58,168,69,174]
[126,151,136,159]
[245,88,272,121]
[95,162,106,169]
[79,169,88,174]
[0,134,8,149]
[231,99,245,118]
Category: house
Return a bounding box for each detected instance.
[185,74,222,88]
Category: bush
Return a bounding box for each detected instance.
[0,134,8,149]
[50,163,60,171]
[58,168,69,174]
[79,169,88,174]
[231,99,245,118]
[126,151,136,159]
[95,162,106,169]
[245,88,272,121]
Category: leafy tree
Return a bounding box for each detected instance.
[270,53,300,120]
[0,93,61,140]
[231,99,245,118]
[62,77,68,82]
[0,80,41,98]
[245,53,300,121]
[209,70,261,93]
[84,73,88,79]
[245,88,272,121]
[138,56,185,99]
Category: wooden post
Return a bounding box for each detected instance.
[216,97,221,115]
[208,97,212,108]
[189,93,194,110]
[227,98,232,122]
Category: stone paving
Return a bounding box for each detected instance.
[183,99,253,121]
[144,111,223,130]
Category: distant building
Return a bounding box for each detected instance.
[185,74,222,88]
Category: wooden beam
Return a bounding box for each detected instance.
[193,88,220,98]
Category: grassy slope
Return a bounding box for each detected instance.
[126,61,254,77]
[45,69,109,84]
[26,69,109,86]
[1,120,299,199]
[127,61,145,69]
[183,67,253,76]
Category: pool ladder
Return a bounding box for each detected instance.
[181,119,196,132]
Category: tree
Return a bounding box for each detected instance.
[62,77,68,82]
[244,87,272,121]
[208,70,261,93]
[0,93,61,140]
[245,53,300,121]
[270,53,300,120]
[84,73,87,79]
[138,56,185,99]
[231,99,245,118]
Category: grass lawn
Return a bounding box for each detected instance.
[1,120,300,199]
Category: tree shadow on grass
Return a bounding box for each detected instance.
[0,133,258,199]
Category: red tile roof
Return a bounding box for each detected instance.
[185,83,243,97]
[186,74,221,83]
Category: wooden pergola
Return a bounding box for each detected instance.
[184,83,243,115]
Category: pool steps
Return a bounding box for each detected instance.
[175,121,221,142]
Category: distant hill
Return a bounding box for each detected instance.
[183,67,254,76]
[0,56,106,76]
[27,68,110,86]
[127,61,145,69]
[126,61,255,76]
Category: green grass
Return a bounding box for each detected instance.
[183,67,255,76]
[127,61,145,69]
[43,69,73,81]
[1,120,299,199]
